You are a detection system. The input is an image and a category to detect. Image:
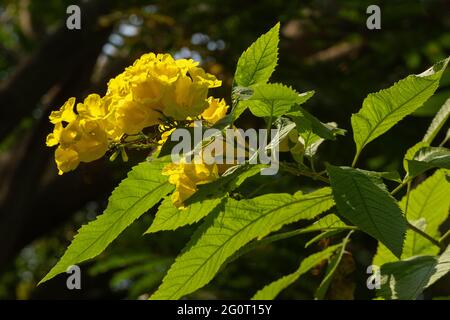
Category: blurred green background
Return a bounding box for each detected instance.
[0,0,449,299]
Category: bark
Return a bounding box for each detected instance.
[0,0,116,269]
[0,0,112,141]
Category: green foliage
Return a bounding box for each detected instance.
[232,23,280,120]
[327,165,407,257]
[38,23,450,301]
[39,158,174,284]
[150,188,334,299]
[146,165,262,233]
[406,146,450,178]
[234,23,280,88]
[373,169,450,265]
[422,97,450,144]
[290,107,345,141]
[351,57,449,165]
[378,245,450,300]
[245,83,314,118]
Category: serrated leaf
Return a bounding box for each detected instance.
[225,214,352,267]
[352,57,449,158]
[406,146,450,177]
[378,245,450,300]
[303,214,349,232]
[150,188,335,300]
[327,165,407,257]
[373,170,450,265]
[355,169,402,183]
[231,23,280,121]
[234,23,279,87]
[146,197,223,234]
[245,83,314,118]
[39,158,174,284]
[251,244,342,300]
[422,97,450,144]
[146,165,262,233]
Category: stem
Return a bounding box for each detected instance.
[404,181,412,216]
[280,163,330,184]
[310,155,317,174]
[439,135,449,147]
[407,221,442,249]
[439,229,450,244]
[266,115,273,132]
[390,177,411,196]
[351,151,360,168]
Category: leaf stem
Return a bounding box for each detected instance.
[390,177,412,196]
[280,162,330,184]
[407,221,442,249]
[439,229,450,244]
[351,151,360,168]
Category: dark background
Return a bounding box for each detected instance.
[0,0,449,299]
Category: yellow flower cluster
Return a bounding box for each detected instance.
[47,53,222,175]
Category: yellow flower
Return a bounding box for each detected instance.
[72,119,109,162]
[47,95,110,174]
[156,126,176,151]
[49,97,77,124]
[162,160,219,208]
[111,94,161,135]
[47,52,223,175]
[201,97,229,124]
[54,147,80,175]
[106,52,221,126]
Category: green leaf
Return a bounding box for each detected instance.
[303,214,350,232]
[39,158,174,284]
[251,244,342,300]
[246,83,314,118]
[406,146,450,177]
[351,57,449,158]
[288,108,345,159]
[373,170,450,265]
[146,197,222,234]
[150,188,335,300]
[403,141,429,174]
[146,165,263,233]
[402,170,450,258]
[378,244,450,300]
[355,169,402,183]
[291,108,346,141]
[422,97,450,144]
[225,214,352,267]
[327,165,407,257]
[231,23,280,121]
[234,23,280,87]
